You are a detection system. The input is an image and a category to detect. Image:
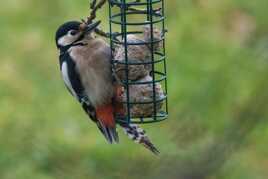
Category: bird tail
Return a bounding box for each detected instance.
[119,123,160,155]
[96,104,119,144]
[96,121,119,144]
[82,102,118,144]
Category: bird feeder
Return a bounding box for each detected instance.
[108,0,168,124]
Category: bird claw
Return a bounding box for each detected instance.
[115,85,124,101]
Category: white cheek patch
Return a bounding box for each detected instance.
[61,62,78,98]
[58,35,72,46]
[58,33,82,47]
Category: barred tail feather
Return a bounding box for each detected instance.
[120,123,160,155]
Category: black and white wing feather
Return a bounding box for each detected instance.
[60,52,86,101]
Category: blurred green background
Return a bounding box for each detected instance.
[1,0,268,179]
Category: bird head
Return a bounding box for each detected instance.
[55,20,101,50]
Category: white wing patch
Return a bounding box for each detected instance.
[61,61,78,98]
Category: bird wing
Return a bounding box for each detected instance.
[59,52,118,143]
[60,53,85,101]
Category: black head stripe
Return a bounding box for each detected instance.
[59,41,87,55]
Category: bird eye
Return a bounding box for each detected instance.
[70,30,78,36]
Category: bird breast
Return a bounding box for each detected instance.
[69,39,114,107]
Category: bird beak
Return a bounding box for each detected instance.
[85,20,101,34]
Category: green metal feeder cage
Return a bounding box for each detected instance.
[108,0,168,124]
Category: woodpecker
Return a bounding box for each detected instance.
[55,20,159,154]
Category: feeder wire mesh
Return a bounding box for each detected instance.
[108,0,168,124]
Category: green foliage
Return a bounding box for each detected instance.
[1,0,268,178]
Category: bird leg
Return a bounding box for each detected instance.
[113,85,126,117]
